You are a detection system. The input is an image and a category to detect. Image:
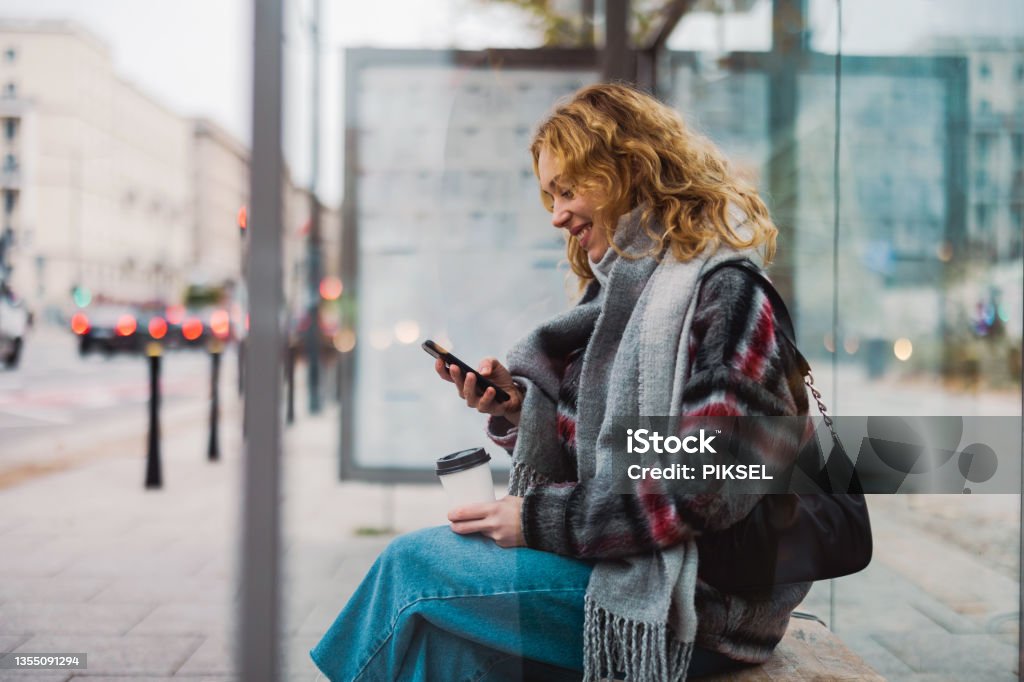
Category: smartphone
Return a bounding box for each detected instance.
[422,339,511,403]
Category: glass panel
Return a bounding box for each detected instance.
[346,57,597,473]
[671,1,1022,680]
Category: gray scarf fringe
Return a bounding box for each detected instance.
[584,597,694,682]
[508,461,550,497]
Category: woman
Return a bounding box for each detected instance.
[312,83,811,681]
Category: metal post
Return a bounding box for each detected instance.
[239,0,284,678]
[286,342,296,425]
[334,348,342,403]
[238,208,247,397]
[770,0,819,629]
[208,343,222,461]
[767,0,807,304]
[237,339,245,396]
[304,0,323,415]
[639,0,698,98]
[603,0,635,84]
[1019,371,1024,682]
[581,0,595,46]
[144,347,162,489]
[337,81,359,478]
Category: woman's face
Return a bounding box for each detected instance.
[537,146,610,263]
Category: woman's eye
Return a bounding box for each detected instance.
[560,189,574,199]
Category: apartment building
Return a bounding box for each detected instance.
[0,20,340,320]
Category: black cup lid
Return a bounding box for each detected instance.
[436,447,491,475]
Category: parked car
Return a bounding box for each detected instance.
[177,305,234,348]
[0,282,30,368]
[72,304,169,356]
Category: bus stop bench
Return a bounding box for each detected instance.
[701,613,884,681]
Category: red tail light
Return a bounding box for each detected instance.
[210,309,231,339]
[182,318,203,341]
[115,314,137,337]
[71,312,90,335]
[148,316,168,340]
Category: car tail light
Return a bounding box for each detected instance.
[115,314,137,337]
[71,312,90,335]
[210,309,231,339]
[182,318,203,341]
[148,316,168,340]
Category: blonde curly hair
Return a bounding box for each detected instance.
[530,83,777,282]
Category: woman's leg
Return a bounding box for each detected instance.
[397,617,585,682]
[310,526,594,682]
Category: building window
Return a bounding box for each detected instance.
[979,99,991,115]
[1017,63,1024,82]
[3,48,14,63]
[4,118,15,142]
[975,204,990,233]
[2,154,15,172]
[979,61,991,79]
[975,133,994,162]
[3,191,14,215]
[1013,134,1023,167]
[2,83,14,99]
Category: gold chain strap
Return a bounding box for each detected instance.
[804,372,840,444]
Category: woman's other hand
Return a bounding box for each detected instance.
[434,357,522,426]
[448,495,525,548]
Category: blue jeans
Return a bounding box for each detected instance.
[310,526,749,681]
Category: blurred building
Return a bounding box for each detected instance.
[922,36,1024,343]
[191,117,250,289]
[0,20,191,318]
[0,19,340,321]
[924,36,1024,264]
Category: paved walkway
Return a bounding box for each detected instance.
[0,399,1019,680]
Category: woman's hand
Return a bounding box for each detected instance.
[434,357,523,426]
[448,495,525,548]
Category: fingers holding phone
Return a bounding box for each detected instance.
[435,357,455,383]
[474,358,521,420]
[453,362,522,423]
[424,341,522,424]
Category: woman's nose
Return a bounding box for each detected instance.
[551,208,570,229]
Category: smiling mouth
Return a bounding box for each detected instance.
[571,223,593,247]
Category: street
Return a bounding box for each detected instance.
[0,326,232,476]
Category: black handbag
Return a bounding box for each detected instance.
[694,260,873,591]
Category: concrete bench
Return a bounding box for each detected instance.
[701,613,884,681]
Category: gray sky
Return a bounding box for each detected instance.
[1,0,1021,206]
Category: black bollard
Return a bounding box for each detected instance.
[145,343,163,489]
[286,342,296,425]
[208,341,223,461]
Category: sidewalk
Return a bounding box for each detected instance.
[0,399,1019,680]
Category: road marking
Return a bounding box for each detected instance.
[0,406,74,426]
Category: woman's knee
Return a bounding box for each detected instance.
[378,526,467,572]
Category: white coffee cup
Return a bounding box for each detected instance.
[436,447,495,509]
